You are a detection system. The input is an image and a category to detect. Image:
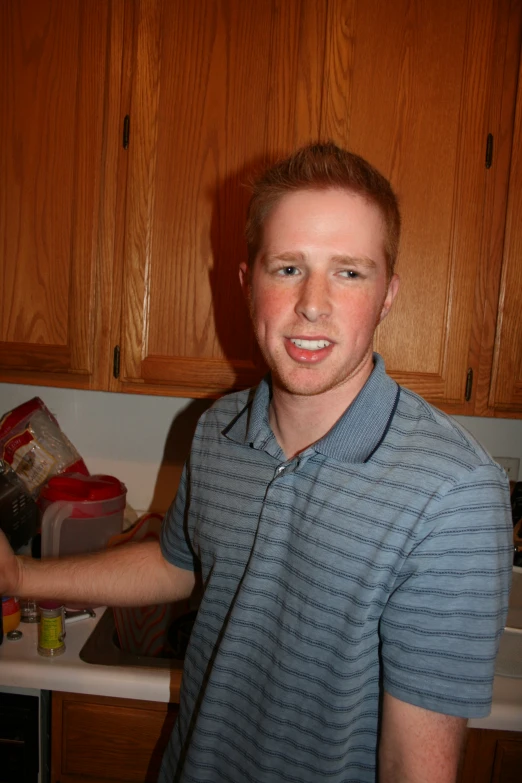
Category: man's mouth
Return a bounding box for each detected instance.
[290,338,331,351]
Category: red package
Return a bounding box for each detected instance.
[0,398,89,496]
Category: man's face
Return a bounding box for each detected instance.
[239,188,399,398]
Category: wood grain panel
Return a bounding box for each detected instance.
[52,691,178,783]
[0,0,123,388]
[140,355,263,396]
[458,728,522,783]
[473,0,522,416]
[489,44,522,412]
[322,0,507,406]
[118,0,324,393]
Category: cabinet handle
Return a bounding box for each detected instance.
[485,133,493,169]
[113,345,121,379]
[123,115,130,149]
[465,368,473,401]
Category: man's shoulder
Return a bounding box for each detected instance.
[389,385,500,476]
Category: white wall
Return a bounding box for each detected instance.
[0,383,212,513]
[1,382,521,513]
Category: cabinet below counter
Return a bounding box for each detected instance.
[51,690,178,783]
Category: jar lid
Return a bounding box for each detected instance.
[40,473,126,503]
[38,600,63,610]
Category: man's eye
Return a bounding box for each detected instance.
[278,266,299,276]
[340,269,359,279]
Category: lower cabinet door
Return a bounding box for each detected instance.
[459,728,522,783]
[51,691,178,783]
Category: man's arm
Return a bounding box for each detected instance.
[379,691,467,783]
[0,528,196,607]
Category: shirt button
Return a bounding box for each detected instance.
[275,465,286,477]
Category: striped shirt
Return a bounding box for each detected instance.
[159,353,512,783]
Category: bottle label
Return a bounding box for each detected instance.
[38,611,65,655]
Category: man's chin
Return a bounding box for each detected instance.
[268,354,375,399]
[271,368,344,398]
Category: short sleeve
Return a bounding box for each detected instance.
[380,463,513,718]
[160,461,201,572]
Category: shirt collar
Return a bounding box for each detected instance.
[224,353,399,464]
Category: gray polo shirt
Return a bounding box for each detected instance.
[159,354,512,783]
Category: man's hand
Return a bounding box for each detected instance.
[0,528,21,595]
[379,691,467,783]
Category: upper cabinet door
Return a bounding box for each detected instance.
[0,0,123,389]
[322,0,516,411]
[115,0,326,397]
[489,48,522,415]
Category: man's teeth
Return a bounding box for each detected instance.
[291,338,331,350]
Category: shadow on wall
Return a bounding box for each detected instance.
[147,151,291,513]
[149,399,213,513]
[207,154,267,384]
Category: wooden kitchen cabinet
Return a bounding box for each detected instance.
[2,0,522,414]
[488,43,522,415]
[459,728,522,783]
[51,691,178,783]
[321,0,521,414]
[112,0,326,397]
[0,0,124,390]
[111,0,522,410]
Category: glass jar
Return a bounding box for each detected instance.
[20,598,40,623]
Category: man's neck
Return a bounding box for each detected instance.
[268,368,373,460]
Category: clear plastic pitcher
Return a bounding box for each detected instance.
[40,474,126,559]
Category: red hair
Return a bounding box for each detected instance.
[245,142,401,278]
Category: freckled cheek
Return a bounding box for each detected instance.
[250,286,293,329]
[336,289,382,317]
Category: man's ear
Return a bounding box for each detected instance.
[239,261,250,300]
[379,273,400,324]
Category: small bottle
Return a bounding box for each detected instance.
[20,598,40,623]
[38,601,66,657]
[2,597,21,634]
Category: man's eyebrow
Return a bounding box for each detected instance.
[260,252,379,267]
[262,251,305,263]
[331,254,378,268]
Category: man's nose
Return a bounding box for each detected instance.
[295,274,331,321]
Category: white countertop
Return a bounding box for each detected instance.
[1,606,521,730]
[0,607,180,704]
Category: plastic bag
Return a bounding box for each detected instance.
[0,397,88,496]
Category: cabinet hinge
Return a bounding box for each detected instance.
[113,345,121,379]
[122,115,130,149]
[485,133,493,169]
[465,368,473,401]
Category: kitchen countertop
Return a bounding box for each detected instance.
[0,607,521,730]
[0,607,181,704]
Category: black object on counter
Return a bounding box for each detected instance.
[0,460,39,552]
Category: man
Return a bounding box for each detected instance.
[0,143,513,782]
